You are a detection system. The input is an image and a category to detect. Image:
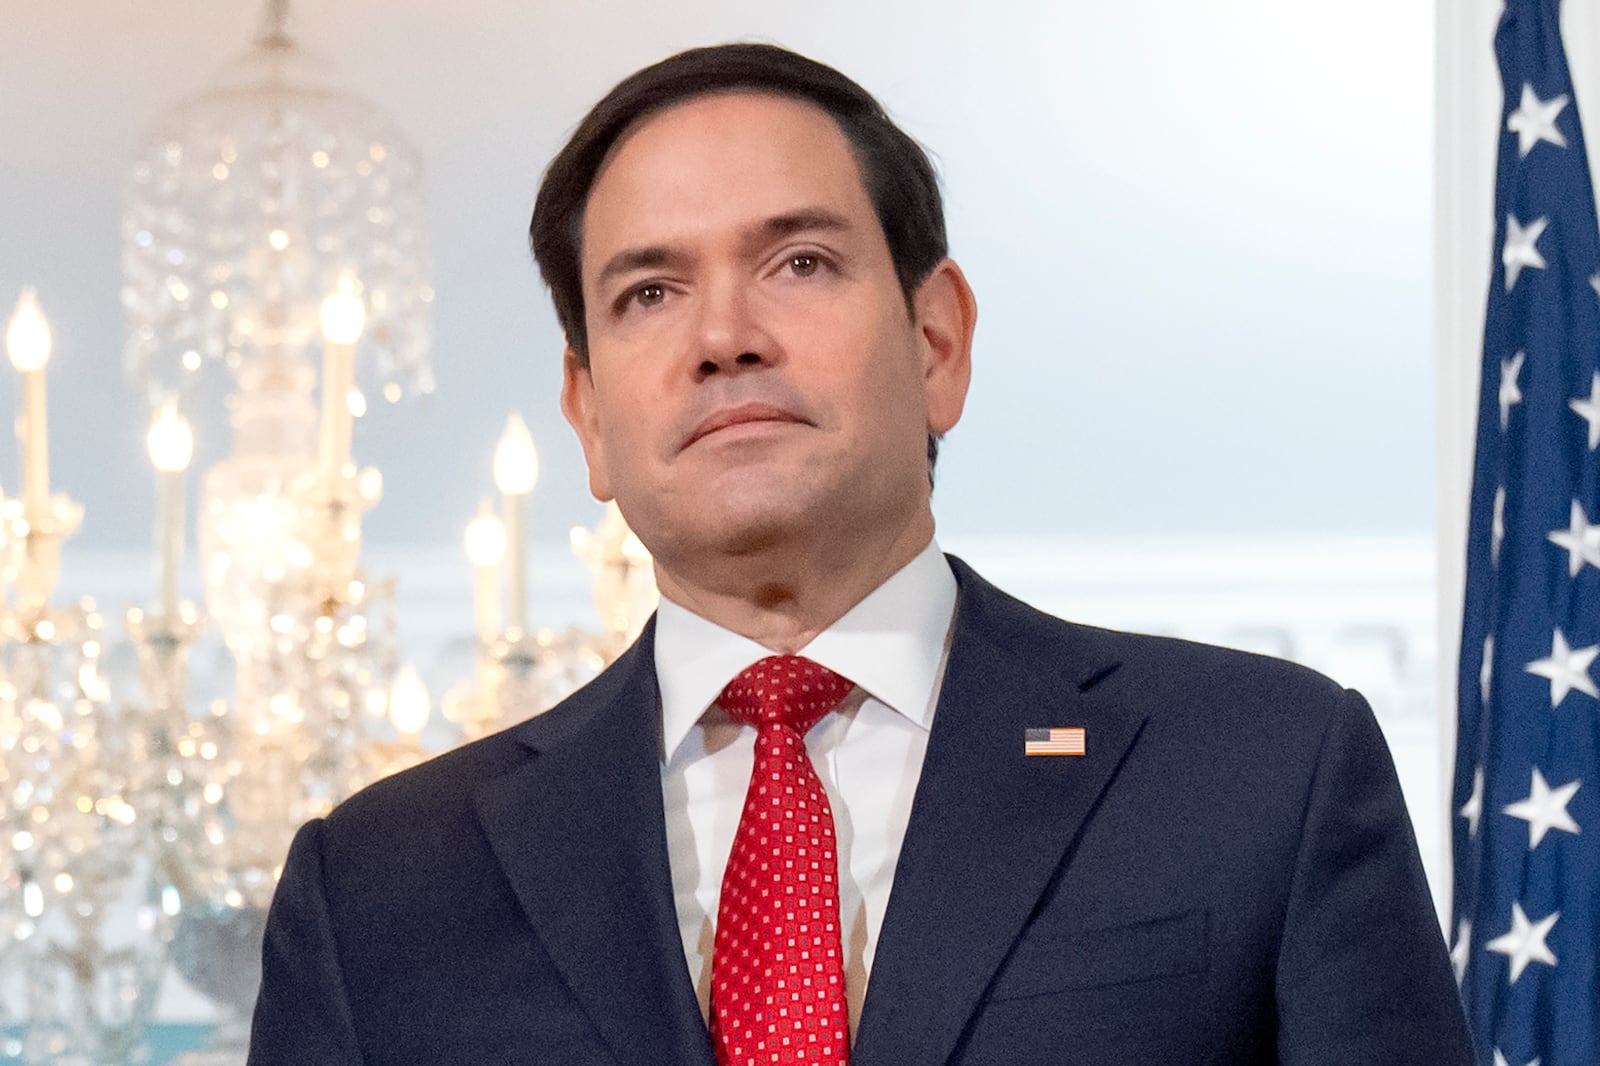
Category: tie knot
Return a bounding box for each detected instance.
[717,654,853,734]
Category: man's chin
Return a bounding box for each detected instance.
[707,505,812,556]
[665,494,822,560]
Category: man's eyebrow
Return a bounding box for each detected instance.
[595,246,685,289]
[751,208,853,245]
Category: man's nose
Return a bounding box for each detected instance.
[693,279,777,379]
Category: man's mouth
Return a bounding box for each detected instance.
[683,403,808,449]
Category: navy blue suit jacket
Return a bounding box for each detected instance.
[249,557,1474,1064]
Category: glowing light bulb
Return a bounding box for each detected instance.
[464,507,507,568]
[146,401,195,473]
[389,664,431,737]
[320,278,366,344]
[357,467,384,502]
[493,413,539,496]
[7,289,51,373]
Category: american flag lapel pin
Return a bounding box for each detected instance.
[1024,727,1086,756]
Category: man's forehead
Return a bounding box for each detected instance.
[578,90,873,263]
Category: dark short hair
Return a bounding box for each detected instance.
[528,42,950,472]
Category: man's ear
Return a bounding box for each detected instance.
[912,258,977,436]
[559,344,615,502]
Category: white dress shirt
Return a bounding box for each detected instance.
[655,539,958,1035]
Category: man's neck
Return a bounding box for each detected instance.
[653,511,936,654]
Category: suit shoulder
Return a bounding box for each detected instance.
[321,630,653,845]
[1032,620,1369,804]
[955,559,1340,696]
[323,723,525,839]
[1092,625,1346,704]
[951,558,1353,741]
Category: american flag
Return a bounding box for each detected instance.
[1023,728,1085,757]
[1453,1,1600,1061]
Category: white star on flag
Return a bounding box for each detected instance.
[1508,82,1570,157]
[1486,901,1559,983]
[1569,370,1600,449]
[1504,768,1581,848]
[1481,635,1495,705]
[1547,499,1600,577]
[1461,765,1485,838]
[1494,1052,1541,1066]
[1503,215,1549,290]
[1500,352,1526,431]
[1451,919,1471,985]
[1525,628,1600,707]
[1493,485,1507,565]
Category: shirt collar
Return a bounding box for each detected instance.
[655,539,957,763]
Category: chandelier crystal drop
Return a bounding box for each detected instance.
[121,0,434,412]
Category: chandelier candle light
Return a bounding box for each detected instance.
[388,663,431,749]
[463,500,508,728]
[318,280,366,491]
[147,401,196,620]
[7,289,51,528]
[5,288,82,618]
[464,499,506,643]
[493,413,539,633]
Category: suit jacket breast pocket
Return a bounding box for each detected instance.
[986,907,1209,1002]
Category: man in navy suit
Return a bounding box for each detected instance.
[249,44,1475,1064]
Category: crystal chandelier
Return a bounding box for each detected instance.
[116,0,435,1054]
[0,290,659,1065]
[121,0,433,410]
[2,4,662,1062]
[0,294,177,1066]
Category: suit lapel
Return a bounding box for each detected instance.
[852,560,1149,1066]
[470,624,716,1066]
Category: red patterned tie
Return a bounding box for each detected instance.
[710,655,855,1066]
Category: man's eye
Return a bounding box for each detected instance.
[789,255,819,277]
[634,284,666,307]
